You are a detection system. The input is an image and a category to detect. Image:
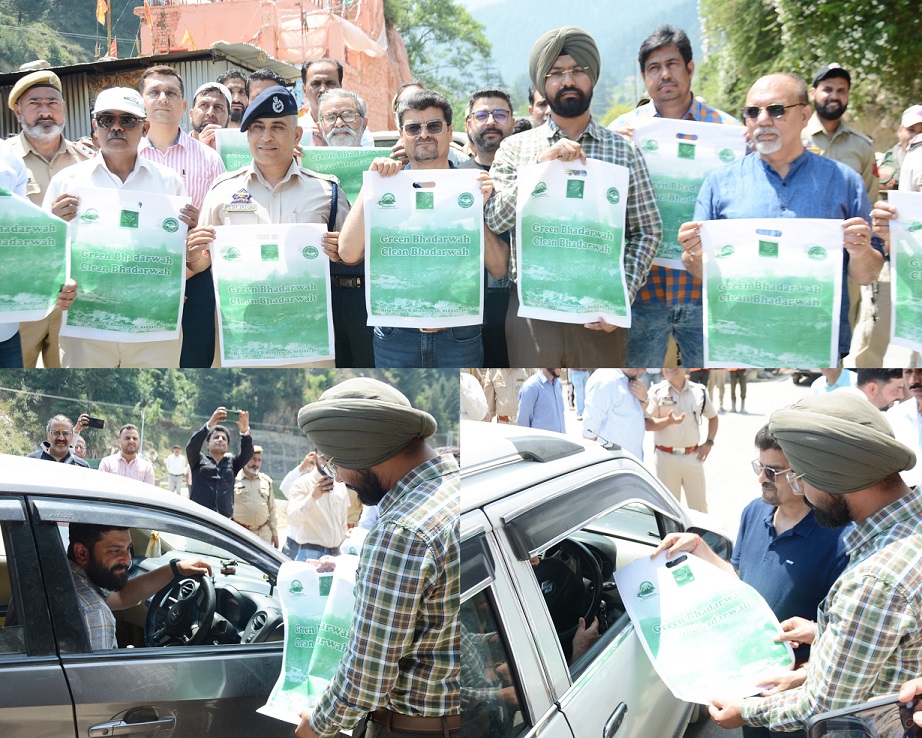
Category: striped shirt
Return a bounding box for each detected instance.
[98,453,156,485]
[612,96,740,305]
[310,454,460,738]
[69,559,116,651]
[139,127,225,209]
[485,116,661,299]
[741,486,922,732]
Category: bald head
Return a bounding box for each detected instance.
[744,73,811,161]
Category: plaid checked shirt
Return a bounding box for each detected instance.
[70,560,116,651]
[740,486,922,733]
[613,96,740,305]
[310,455,460,738]
[484,116,661,301]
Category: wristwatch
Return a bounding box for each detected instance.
[169,558,181,579]
[704,438,715,446]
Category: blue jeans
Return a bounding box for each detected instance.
[570,369,589,416]
[283,538,339,562]
[373,325,483,368]
[0,331,23,368]
[627,301,703,367]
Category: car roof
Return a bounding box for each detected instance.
[461,421,629,513]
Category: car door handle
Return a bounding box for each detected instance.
[603,703,628,738]
[88,716,175,737]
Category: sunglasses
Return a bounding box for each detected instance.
[470,109,511,124]
[739,103,806,120]
[320,111,361,126]
[402,119,445,137]
[751,459,792,483]
[95,113,142,129]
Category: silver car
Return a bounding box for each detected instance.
[461,421,732,738]
[0,453,293,737]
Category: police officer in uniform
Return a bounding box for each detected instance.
[233,445,278,547]
[186,86,349,367]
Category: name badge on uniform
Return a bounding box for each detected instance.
[224,188,257,212]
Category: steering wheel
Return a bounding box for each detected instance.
[534,538,603,647]
[145,574,216,647]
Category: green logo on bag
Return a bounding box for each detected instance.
[79,208,100,223]
[566,180,585,199]
[377,193,397,208]
[758,240,779,259]
[319,574,333,597]
[908,221,922,232]
[261,243,279,261]
[458,192,475,208]
[672,564,695,586]
[162,217,179,233]
[717,245,735,258]
[719,148,736,163]
[120,210,139,229]
[637,581,656,599]
[808,246,827,261]
[416,191,434,209]
[678,142,696,160]
[222,247,241,260]
[302,246,319,259]
[606,187,620,205]
[643,139,659,153]
[289,579,304,595]
[531,181,549,197]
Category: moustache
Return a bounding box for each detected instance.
[910,383,922,391]
[480,127,501,136]
[107,130,126,140]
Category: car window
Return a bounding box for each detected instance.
[0,523,26,655]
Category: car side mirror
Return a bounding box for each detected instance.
[688,527,733,562]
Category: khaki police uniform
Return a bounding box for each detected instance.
[233,470,277,544]
[9,132,93,368]
[199,161,349,368]
[483,368,533,423]
[648,377,717,512]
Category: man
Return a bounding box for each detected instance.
[877,104,922,191]
[44,87,196,368]
[527,85,549,127]
[460,87,517,367]
[656,423,850,738]
[232,445,278,547]
[98,424,155,484]
[186,406,253,517]
[708,393,921,735]
[581,368,648,458]
[315,88,374,367]
[73,435,88,460]
[26,414,90,467]
[608,24,739,367]
[886,367,922,489]
[165,444,187,494]
[334,89,506,367]
[680,73,884,361]
[485,26,662,366]
[648,367,718,512]
[187,86,348,368]
[7,70,92,368]
[188,81,231,151]
[216,69,249,128]
[0,143,29,367]
[67,523,211,650]
[278,451,348,560]
[517,369,566,433]
[300,58,375,148]
[810,367,857,394]
[138,68,225,370]
[482,368,531,424]
[246,69,287,101]
[294,378,458,738]
[843,368,906,410]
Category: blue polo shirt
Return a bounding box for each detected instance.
[730,498,850,660]
[695,150,883,357]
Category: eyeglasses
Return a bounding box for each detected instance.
[785,470,807,495]
[318,455,336,479]
[95,113,142,129]
[751,459,792,483]
[545,66,589,81]
[402,119,446,137]
[49,429,73,438]
[470,109,511,124]
[739,103,806,120]
[320,110,361,126]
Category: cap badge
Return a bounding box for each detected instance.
[272,96,284,114]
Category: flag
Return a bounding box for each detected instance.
[108,38,117,58]
[180,27,196,50]
[143,0,153,28]
[95,0,108,26]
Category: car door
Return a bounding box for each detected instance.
[28,495,293,738]
[481,459,696,738]
[0,494,76,738]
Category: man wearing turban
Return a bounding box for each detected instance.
[294,378,459,738]
[706,392,922,735]
[485,26,662,367]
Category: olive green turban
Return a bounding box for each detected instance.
[529,26,600,99]
[297,378,437,470]
[769,392,915,494]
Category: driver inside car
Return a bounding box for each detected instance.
[68,523,213,650]
[531,554,600,663]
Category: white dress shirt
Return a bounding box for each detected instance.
[582,369,647,460]
[887,398,922,488]
[283,467,349,548]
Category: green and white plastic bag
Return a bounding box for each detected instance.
[515,158,631,325]
[887,190,922,353]
[259,555,359,724]
[700,218,843,367]
[299,147,393,204]
[61,187,188,342]
[211,223,334,366]
[0,188,68,322]
[364,168,484,328]
[631,117,747,268]
[614,551,794,704]
[215,129,252,172]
